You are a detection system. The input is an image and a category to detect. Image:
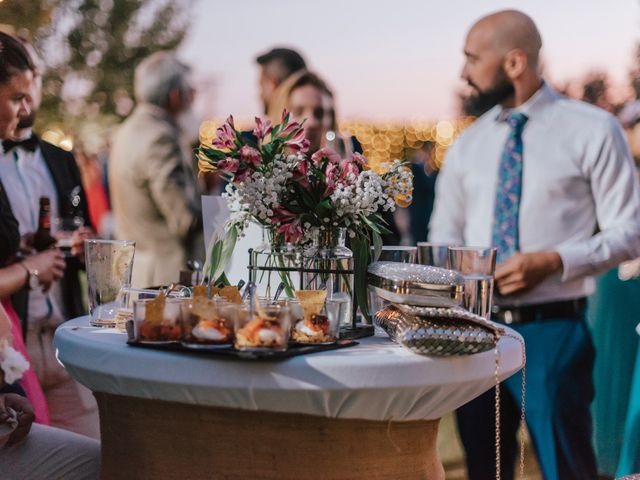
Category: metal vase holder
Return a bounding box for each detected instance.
[247,246,374,339]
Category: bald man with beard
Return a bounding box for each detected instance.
[430,10,640,480]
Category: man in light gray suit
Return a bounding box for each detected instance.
[109,52,202,288]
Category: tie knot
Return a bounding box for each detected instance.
[506,111,528,131]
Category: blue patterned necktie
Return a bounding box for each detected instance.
[492,111,528,263]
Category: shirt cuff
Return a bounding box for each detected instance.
[556,243,595,282]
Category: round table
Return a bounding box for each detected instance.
[55,317,524,479]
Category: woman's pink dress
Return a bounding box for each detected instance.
[2,299,50,424]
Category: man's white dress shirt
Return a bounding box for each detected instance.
[0,133,64,325]
[430,82,640,306]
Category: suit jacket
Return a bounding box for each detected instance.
[10,138,92,329]
[109,104,202,288]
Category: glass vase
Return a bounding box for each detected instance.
[302,228,353,329]
[248,225,302,299]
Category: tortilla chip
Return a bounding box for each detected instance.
[193,285,208,300]
[144,290,166,325]
[295,290,327,321]
[218,286,242,304]
[192,299,218,320]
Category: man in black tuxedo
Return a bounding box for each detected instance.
[0,37,99,438]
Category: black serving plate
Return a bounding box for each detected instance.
[126,338,358,360]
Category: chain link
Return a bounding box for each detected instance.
[517,336,527,479]
[495,333,527,480]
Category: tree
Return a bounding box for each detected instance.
[2,0,192,142]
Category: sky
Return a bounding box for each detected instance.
[180,0,640,121]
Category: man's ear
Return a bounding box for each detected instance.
[503,48,528,80]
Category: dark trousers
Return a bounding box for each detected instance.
[456,316,598,480]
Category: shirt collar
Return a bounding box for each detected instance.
[495,81,559,123]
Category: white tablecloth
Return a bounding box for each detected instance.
[54,317,524,421]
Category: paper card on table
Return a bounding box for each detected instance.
[201,195,263,291]
[202,195,230,251]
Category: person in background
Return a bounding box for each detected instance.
[109,51,203,288]
[0,31,99,478]
[430,10,640,479]
[256,47,307,123]
[285,71,401,244]
[0,304,100,480]
[0,31,99,439]
[405,141,437,244]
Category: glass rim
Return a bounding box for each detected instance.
[447,246,496,253]
[133,297,184,304]
[372,245,418,251]
[416,242,455,248]
[85,239,136,246]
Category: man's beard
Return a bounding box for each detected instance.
[462,70,515,117]
[17,111,36,130]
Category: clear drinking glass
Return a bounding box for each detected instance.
[289,297,339,344]
[133,297,183,342]
[416,242,451,268]
[181,298,235,346]
[448,246,497,319]
[372,246,417,263]
[234,302,291,352]
[85,239,136,327]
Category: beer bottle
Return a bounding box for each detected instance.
[33,196,57,251]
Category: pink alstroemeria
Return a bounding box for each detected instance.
[339,158,360,180]
[253,117,273,139]
[212,116,237,150]
[285,129,310,153]
[217,157,240,174]
[351,152,368,168]
[281,109,291,124]
[234,166,253,183]
[239,145,261,167]
[292,159,310,188]
[272,206,296,222]
[277,220,303,243]
[311,147,342,166]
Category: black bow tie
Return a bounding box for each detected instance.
[2,136,38,153]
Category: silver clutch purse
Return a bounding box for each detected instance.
[368,262,504,356]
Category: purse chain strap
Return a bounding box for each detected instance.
[494,332,527,480]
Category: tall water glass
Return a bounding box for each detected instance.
[85,239,136,327]
[416,242,451,268]
[448,246,496,319]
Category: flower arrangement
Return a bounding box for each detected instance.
[0,337,29,385]
[197,110,413,317]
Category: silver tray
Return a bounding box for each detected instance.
[367,261,464,308]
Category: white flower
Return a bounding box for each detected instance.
[0,339,29,384]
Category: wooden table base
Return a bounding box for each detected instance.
[95,393,444,480]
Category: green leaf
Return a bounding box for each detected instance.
[372,230,383,262]
[205,223,239,284]
[351,235,371,322]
